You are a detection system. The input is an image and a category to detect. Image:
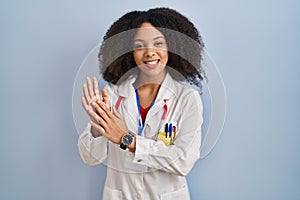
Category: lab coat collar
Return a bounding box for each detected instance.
[117,71,178,135]
[117,73,137,98]
[117,71,177,100]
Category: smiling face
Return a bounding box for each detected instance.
[133,22,168,82]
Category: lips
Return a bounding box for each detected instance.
[143,59,160,65]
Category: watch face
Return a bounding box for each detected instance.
[122,134,133,145]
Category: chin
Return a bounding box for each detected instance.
[139,67,166,79]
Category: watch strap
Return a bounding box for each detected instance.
[120,142,127,150]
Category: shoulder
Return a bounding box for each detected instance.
[173,79,201,97]
[164,72,200,99]
[104,74,137,99]
[172,80,202,108]
[103,82,120,101]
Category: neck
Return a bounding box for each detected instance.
[135,71,166,108]
[137,83,161,94]
[136,83,161,108]
[136,70,166,88]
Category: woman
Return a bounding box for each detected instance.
[78,7,205,200]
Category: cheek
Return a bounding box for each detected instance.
[133,52,138,65]
[133,51,142,64]
[161,51,169,63]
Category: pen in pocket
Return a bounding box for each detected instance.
[168,123,172,138]
[172,125,177,144]
[165,123,168,138]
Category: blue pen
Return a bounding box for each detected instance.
[169,123,172,138]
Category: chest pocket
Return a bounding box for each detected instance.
[145,99,180,145]
[115,96,179,143]
[156,122,178,146]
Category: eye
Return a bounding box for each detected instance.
[154,41,164,47]
[133,43,145,50]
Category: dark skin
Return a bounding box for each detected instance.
[136,84,160,108]
[82,76,136,152]
[81,77,161,153]
[82,23,168,153]
[100,8,205,89]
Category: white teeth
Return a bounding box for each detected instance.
[146,60,158,64]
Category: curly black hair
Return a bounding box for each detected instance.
[98,7,205,88]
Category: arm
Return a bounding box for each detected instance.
[77,123,108,166]
[79,77,130,159]
[77,77,112,165]
[131,91,203,176]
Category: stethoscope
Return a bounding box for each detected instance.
[135,89,155,136]
[115,90,168,136]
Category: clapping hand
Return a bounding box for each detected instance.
[81,76,129,144]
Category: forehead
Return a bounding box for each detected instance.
[134,22,165,40]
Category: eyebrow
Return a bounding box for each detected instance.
[134,36,165,42]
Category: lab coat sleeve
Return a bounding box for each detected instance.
[77,83,116,166]
[78,123,108,166]
[133,91,203,176]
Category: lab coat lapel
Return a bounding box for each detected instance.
[117,74,139,133]
[145,73,176,122]
[117,74,137,98]
[115,72,177,135]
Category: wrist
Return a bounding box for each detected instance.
[118,130,128,144]
[90,125,102,138]
[120,131,135,151]
[127,136,136,152]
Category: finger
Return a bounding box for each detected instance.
[90,121,107,137]
[83,98,106,125]
[99,101,114,119]
[112,106,122,119]
[89,104,109,129]
[83,83,91,103]
[82,97,98,122]
[102,88,110,107]
[81,96,90,112]
[93,102,111,123]
[96,97,102,105]
[82,98,98,122]
[86,76,95,98]
[93,77,101,100]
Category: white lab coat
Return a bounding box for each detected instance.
[78,72,203,200]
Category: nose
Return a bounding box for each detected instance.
[144,48,156,58]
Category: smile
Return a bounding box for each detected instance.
[144,59,160,65]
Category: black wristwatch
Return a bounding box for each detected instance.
[120,132,135,150]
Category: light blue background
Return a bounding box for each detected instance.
[1,0,299,199]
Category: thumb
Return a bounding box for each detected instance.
[101,88,111,107]
[102,88,108,98]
